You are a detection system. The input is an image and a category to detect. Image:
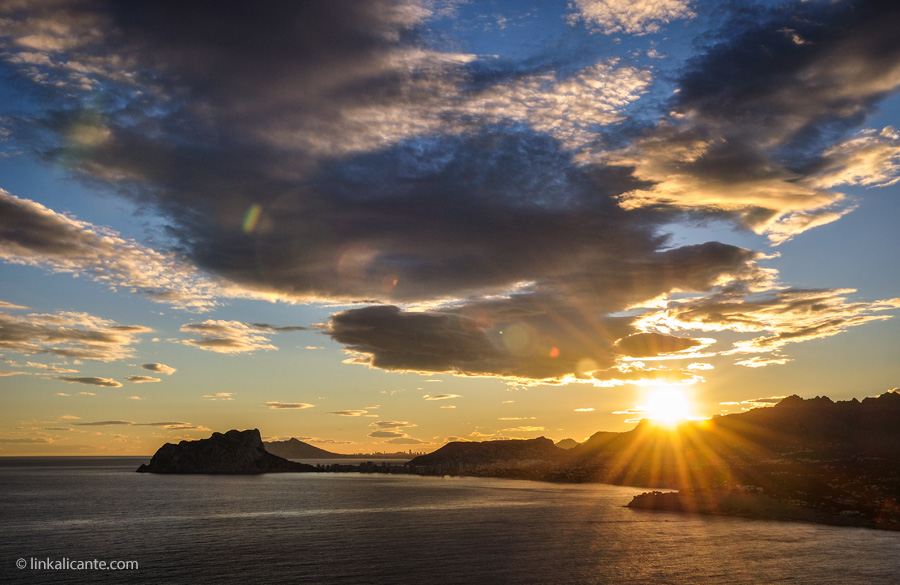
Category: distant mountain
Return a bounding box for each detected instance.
[555,438,580,450]
[264,438,349,459]
[137,429,318,474]
[409,437,565,467]
[264,438,416,459]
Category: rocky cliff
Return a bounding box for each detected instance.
[136,429,319,474]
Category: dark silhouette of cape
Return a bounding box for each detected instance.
[136,429,318,474]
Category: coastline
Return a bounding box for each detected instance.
[626,489,900,532]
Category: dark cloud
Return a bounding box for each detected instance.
[327,242,765,381]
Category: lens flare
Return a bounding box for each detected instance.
[242,204,263,234]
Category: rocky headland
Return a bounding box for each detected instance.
[136,428,318,474]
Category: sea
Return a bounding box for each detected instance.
[1,457,898,585]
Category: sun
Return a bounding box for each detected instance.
[642,386,692,427]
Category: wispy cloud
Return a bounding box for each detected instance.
[124,375,159,383]
[265,402,315,410]
[568,0,694,35]
[328,410,369,417]
[0,190,224,311]
[142,363,176,375]
[74,420,208,430]
[202,392,234,401]
[54,376,122,388]
[180,321,294,354]
[0,304,149,362]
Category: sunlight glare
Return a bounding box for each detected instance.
[642,386,692,427]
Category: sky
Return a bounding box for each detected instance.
[1,0,899,455]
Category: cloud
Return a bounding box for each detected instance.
[328,410,369,417]
[265,402,315,410]
[636,288,900,359]
[1,0,898,392]
[720,396,785,410]
[440,405,455,409]
[734,356,792,368]
[368,430,407,438]
[370,420,417,430]
[569,0,694,35]
[0,437,53,444]
[142,363,176,375]
[613,332,708,358]
[25,362,78,373]
[0,304,149,362]
[0,190,227,311]
[54,376,122,388]
[423,394,462,400]
[124,375,159,383]
[179,321,285,354]
[247,323,307,332]
[574,408,595,412]
[501,426,546,432]
[73,420,207,430]
[601,0,900,244]
[202,392,234,401]
[326,259,761,383]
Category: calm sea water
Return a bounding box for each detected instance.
[1,457,898,584]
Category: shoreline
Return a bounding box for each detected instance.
[626,489,900,532]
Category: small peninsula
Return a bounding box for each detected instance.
[136,428,318,474]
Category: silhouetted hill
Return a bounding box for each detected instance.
[137,429,318,474]
[264,438,415,459]
[264,438,347,459]
[555,438,580,450]
[405,390,900,529]
[408,437,563,471]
